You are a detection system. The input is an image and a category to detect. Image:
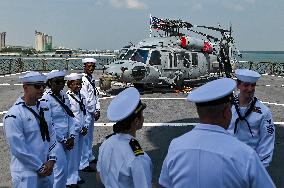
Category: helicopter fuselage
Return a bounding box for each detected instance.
[100,36,219,90]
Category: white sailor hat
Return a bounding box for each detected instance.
[46,70,67,80]
[82,58,97,64]
[107,87,146,122]
[235,69,261,83]
[65,73,83,81]
[19,71,47,83]
[187,78,236,106]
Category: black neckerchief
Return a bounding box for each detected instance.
[68,92,86,115]
[85,75,97,96]
[233,96,257,137]
[50,93,75,118]
[22,102,50,142]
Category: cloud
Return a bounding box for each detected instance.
[192,3,203,11]
[223,2,245,12]
[222,0,257,12]
[109,0,147,9]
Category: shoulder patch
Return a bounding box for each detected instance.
[5,115,16,119]
[129,138,144,156]
[252,106,262,114]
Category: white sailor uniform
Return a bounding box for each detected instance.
[159,78,275,188]
[66,90,91,185]
[228,68,276,167]
[42,90,76,188]
[159,124,275,188]
[228,96,275,167]
[97,133,152,188]
[4,97,57,188]
[80,73,100,169]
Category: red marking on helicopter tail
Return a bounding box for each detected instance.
[181,36,187,47]
[202,41,213,53]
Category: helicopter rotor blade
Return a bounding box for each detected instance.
[188,29,219,42]
[196,25,230,33]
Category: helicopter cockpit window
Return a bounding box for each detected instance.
[149,51,161,65]
[118,49,128,59]
[131,49,149,64]
[122,49,135,60]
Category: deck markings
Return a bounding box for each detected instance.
[1,122,284,127]
[0,98,283,117]
[0,111,8,115]
[261,101,284,107]
[0,80,283,87]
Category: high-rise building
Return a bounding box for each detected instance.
[0,32,6,51]
[35,31,52,52]
[45,35,52,51]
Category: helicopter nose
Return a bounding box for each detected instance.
[131,66,147,81]
[105,67,122,77]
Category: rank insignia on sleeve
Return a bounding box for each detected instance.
[129,138,144,156]
[4,115,16,119]
[266,124,274,135]
[252,106,262,114]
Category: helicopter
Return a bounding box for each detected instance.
[99,16,240,91]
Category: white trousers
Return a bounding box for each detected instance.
[53,143,68,188]
[79,116,95,170]
[12,170,53,188]
[66,133,83,185]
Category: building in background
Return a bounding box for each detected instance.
[35,31,52,52]
[0,32,6,51]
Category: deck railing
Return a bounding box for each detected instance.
[0,56,116,75]
[235,61,284,75]
[0,57,284,76]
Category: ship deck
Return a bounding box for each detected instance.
[0,70,283,187]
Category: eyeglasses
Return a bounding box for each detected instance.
[86,64,95,68]
[30,84,46,89]
[52,80,66,85]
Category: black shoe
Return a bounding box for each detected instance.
[89,159,97,164]
[77,179,85,184]
[80,166,96,172]
[66,184,79,188]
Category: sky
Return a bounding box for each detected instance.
[1,0,284,51]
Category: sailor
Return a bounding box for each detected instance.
[80,58,100,172]
[42,70,76,188]
[159,78,275,188]
[65,73,91,187]
[96,87,153,188]
[3,71,57,188]
[227,69,275,167]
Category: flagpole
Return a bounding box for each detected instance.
[149,13,152,38]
